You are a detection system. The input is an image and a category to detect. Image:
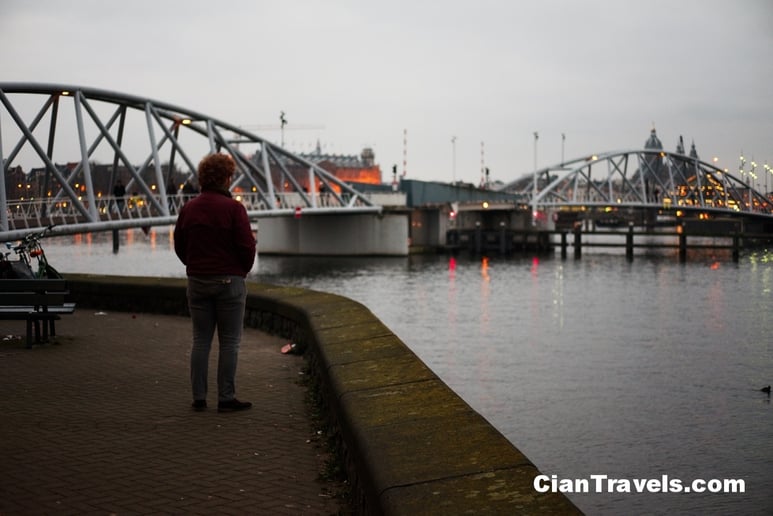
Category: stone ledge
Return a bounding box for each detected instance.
[64,273,581,515]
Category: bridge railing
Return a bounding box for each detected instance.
[4,196,170,230]
[1,189,372,237]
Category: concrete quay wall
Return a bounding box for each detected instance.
[66,274,581,515]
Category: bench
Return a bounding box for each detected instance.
[0,279,76,348]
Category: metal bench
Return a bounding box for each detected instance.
[0,279,76,348]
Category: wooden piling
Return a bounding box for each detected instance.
[573,226,582,259]
[560,232,567,260]
[626,225,634,262]
[733,234,740,262]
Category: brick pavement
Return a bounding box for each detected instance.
[0,309,347,515]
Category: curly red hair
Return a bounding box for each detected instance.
[197,153,235,190]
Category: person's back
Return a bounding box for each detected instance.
[175,190,255,277]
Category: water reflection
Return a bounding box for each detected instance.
[46,228,184,277]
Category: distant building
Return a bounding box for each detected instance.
[8,162,187,201]
[299,144,382,186]
[644,127,663,151]
[2,162,28,200]
[640,127,701,201]
[255,144,382,194]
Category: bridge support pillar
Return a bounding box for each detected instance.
[560,232,567,259]
[573,226,582,259]
[678,231,687,263]
[626,224,634,262]
[733,234,740,263]
[256,212,408,256]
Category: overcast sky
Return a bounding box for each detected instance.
[2,0,772,186]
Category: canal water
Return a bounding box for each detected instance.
[40,227,773,515]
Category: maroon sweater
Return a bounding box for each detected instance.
[174,189,256,277]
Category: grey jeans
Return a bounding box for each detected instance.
[186,275,246,402]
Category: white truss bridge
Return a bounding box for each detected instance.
[0,83,381,242]
[501,150,773,220]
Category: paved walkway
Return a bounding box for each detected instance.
[0,310,347,515]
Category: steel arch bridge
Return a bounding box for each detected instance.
[501,150,773,220]
[0,83,380,242]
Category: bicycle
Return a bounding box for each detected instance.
[0,225,63,279]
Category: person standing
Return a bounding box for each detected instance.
[174,153,256,412]
[113,179,126,212]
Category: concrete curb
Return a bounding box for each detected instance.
[65,273,581,515]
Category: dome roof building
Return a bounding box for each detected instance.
[644,128,663,150]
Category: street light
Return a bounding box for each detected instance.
[451,136,457,185]
[561,133,566,165]
[532,131,538,226]
[280,111,287,148]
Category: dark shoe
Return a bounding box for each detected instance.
[192,400,207,411]
[217,399,252,413]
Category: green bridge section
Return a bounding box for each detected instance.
[67,274,580,515]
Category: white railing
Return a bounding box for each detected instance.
[1,189,388,239]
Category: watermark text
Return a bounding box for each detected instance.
[534,474,745,494]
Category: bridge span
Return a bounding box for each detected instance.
[501,149,773,224]
[0,83,383,243]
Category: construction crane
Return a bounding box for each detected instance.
[235,112,324,149]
